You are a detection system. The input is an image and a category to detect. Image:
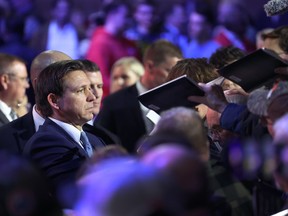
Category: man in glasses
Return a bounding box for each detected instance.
[0,53,29,127]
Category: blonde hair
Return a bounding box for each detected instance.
[111,57,144,77]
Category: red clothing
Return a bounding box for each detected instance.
[86,27,140,98]
[214,28,255,53]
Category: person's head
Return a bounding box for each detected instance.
[77,144,128,180]
[78,59,103,115]
[152,107,209,161]
[50,0,72,26]
[36,60,95,129]
[217,0,250,35]
[209,46,246,70]
[110,57,144,93]
[30,50,72,90]
[256,28,274,49]
[133,0,156,29]
[0,150,62,216]
[103,1,129,34]
[262,26,288,61]
[163,2,186,30]
[0,53,29,108]
[142,39,182,89]
[247,81,288,137]
[76,157,176,216]
[166,58,218,83]
[166,58,218,118]
[209,46,246,91]
[188,4,215,41]
[271,114,288,193]
[141,144,210,215]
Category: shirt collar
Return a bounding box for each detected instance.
[48,117,82,144]
[0,100,13,121]
[32,105,45,132]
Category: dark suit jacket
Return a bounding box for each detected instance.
[23,118,105,207]
[83,123,121,145]
[0,111,35,154]
[0,111,118,155]
[0,109,10,127]
[96,84,147,152]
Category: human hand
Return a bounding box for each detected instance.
[188,83,228,113]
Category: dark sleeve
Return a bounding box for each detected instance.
[220,103,263,137]
[24,134,86,203]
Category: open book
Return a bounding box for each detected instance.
[218,48,288,92]
[138,75,205,114]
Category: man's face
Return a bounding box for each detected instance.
[134,4,154,28]
[85,71,103,115]
[7,61,29,107]
[150,56,180,89]
[57,70,96,126]
[188,12,208,39]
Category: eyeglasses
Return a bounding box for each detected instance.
[7,73,30,83]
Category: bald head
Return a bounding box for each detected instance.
[30,50,72,90]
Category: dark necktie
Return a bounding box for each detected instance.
[80,131,93,157]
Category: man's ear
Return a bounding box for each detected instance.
[47,93,60,110]
[145,60,155,74]
[0,74,10,90]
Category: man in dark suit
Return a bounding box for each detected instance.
[24,60,105,208]
[79,59,121,145]
[0,51,119,154]
[0,50,72,153]
[96,40,182,152]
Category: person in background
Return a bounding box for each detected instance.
[0,53,29,127]
[0,50,71,154]
[213,0,255,53]
[30,0,79,59]
[140,107,253,215]
[255,28,274,49]
[181,3,220,58]
[166,58,219,119]
[96,39,182,153]
[86,1,140,98]
[79,59,121,145]
[110,56,144,94]
[0,150,63,216]
[125,0,161,55]
[160,2,187,51]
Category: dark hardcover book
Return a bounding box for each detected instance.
[218,48,288,92]
[138,75,205,114]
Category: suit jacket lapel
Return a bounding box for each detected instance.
[44,119,89,157]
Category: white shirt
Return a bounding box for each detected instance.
[136,81,155,133]
[32,105,45,132]
[46,21,79,59]
[0,100,14,122]
[49,117,84,149]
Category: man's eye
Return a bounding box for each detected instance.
[77,88,85,93]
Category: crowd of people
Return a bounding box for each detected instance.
[0,0,288,215]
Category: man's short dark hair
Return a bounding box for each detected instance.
[79,59,100,72]
[36,60,85,117]
[209,46,246,69]
[143,39,182,66]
